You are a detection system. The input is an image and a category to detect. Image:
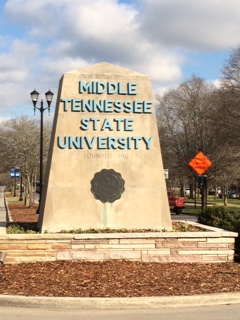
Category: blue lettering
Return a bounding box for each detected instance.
[107,137,118,149]
[57,136,68,149]
[72,99,81,111]
[108,82,117,94]
[143,101,152,113]
[92,81,97,94]
[56,136,153,150]
[101,118,113,131]
[118,137,127,150]
[126,137,131,149]
[128,82,137,95]
[93,99,104,112]
[105,100,113,112]
[142,137,154,149]
[90,118,100,130]
[85,137,96,149]
[123,101,132,113]
[98,137,107,149]
[61,99,71,111]
[113,118,124,131]
[118,82,127,95]
[133,101,143,113]
[69,137,83,149]
[79,81,93,94]
[79,81,138,95]
[96,82,106,94]
[132,137,141,149]
[113,100,122,113]
[125,118,133,131]
[80,118,89,131]
[82,100,93,112]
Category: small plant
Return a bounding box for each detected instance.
[7,223,206,234]
[172,222,204,232]
[57,228,163,234]
[6,223,39,234]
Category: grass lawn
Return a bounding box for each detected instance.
[5,192,240,217]
[183,196,240,215]
[182,206,202,215]
[5,192,21,202]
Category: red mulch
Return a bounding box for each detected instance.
[8,202,38,223]
[1,260,240,297]
[1,201,240,297]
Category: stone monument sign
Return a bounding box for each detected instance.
[38,62,172,232]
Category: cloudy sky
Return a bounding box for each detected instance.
[0,0,240,120]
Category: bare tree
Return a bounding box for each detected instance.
[0,116,52,207]
[220,46,240,146]
[156,75,232,196]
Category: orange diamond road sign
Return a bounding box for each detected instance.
[188,151,212,175]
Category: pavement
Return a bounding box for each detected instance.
[0,186,240,309]
[171,212,198,222]
[1,292,240,310]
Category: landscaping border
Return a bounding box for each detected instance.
[0,222,237,264]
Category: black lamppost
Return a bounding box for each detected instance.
[14,167,20,198]
[13,168,17,197]
[19,170,23,201]
[30,89,54,214]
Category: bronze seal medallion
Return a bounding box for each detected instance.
[90,169,125,203]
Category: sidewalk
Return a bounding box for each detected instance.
[0,185,6,234]
[1,292,240,309]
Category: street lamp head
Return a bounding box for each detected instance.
[45,90,54,108]
[30,89,39,107]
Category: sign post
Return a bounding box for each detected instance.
[189,152,212,210]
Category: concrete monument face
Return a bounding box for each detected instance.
[38,62,172,232]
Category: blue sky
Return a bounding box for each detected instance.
[0,0,240,120]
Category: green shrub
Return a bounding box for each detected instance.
[198,206,240,232]
[6,223,39,234]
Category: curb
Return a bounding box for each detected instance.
[1,292,240,309]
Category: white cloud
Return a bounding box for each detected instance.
[4,0,69,37]
[139,0,240,50]
[0,40,38,85]
[47,0,183,85]
[0,0,240,118]
[4,1,180,64]
[64,0,139,40]
[38,56,89,87]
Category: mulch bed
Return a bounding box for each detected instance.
[1,260,240,297]
[7,202,38,223]
[0,201,240,297]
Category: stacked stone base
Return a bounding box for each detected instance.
[0,222,237,264]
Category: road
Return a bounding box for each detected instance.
[171,212,198,222]
[1,304,240,320]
